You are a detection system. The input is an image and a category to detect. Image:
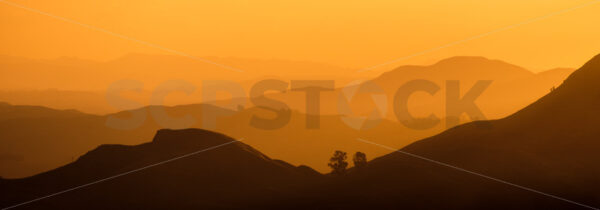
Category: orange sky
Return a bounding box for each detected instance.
[1,0,599,73]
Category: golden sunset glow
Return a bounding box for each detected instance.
[2,1,600,209]
[2,0,599,75]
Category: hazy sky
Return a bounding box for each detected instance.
[1,0,599,72]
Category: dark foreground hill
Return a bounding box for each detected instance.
[0,129,322,209]
[325,54,600,209]
[0,103,236,178]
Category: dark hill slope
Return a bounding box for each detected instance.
[0,104,234,178]
[0,129,322,209]
[333,54,600,209]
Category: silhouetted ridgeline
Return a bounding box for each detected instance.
[2,54,600,209]
[0,129,323,209]
[0,55,575,178]
[335,54,600,208]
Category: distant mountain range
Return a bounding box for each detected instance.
[0,55,577,179]
[0,53,358,90]
[0,55,572,116]
[268,56,574,121]
[0,102,418,178]
[1,54,600,209]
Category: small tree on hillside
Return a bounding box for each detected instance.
[353,152,367,169]
[328,150,348,175]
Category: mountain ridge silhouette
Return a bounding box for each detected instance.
[338,54,600,208]
[3,54,599,209]
[3,53,600,210]
[0,128,322,209]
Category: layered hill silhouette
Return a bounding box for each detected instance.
[323,54,600,208]
[2,55,600,209]
[0,129,322,209]
[0,103,234,178]
[373,57,574,119]
[0,53,360,115]
[0,102,86,121]
[0,56,577,179]
[298,56,573,120]
[0,102,419,178]
[0,55,572,117]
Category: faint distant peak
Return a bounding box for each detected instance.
[432,56,526,70]
[376,56,534,83]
